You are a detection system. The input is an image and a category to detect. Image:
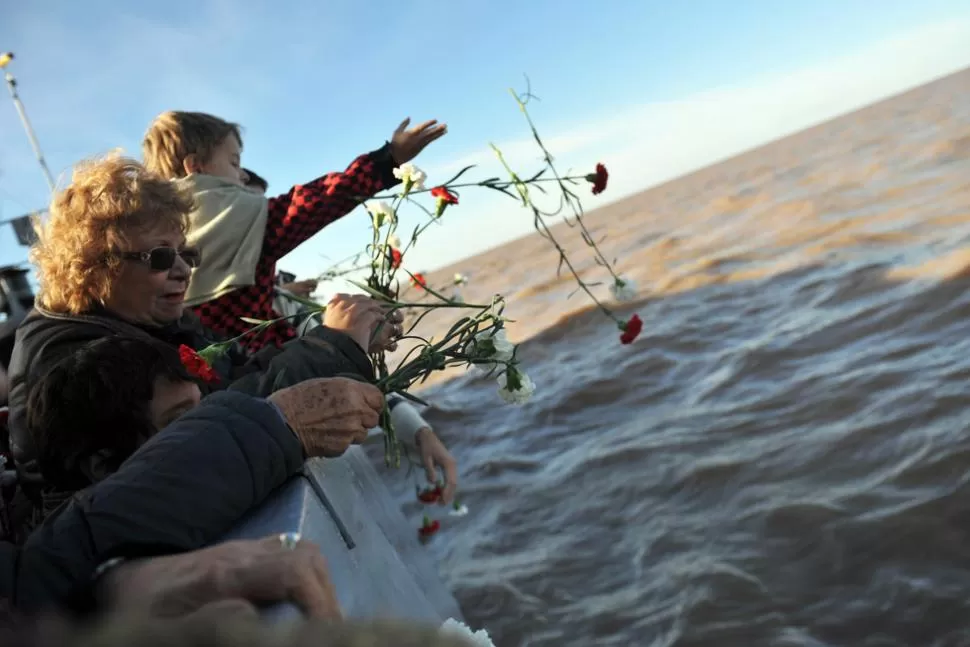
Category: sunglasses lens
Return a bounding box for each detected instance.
[148,247,178,271]
[180,248,201,269]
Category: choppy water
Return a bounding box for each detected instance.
[371,69,970,646]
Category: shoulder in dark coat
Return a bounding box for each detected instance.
[1,390,303,614]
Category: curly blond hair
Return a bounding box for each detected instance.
[142,111,242,180]
[31,153,194,314]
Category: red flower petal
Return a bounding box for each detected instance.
[418,518,441,537]
[588,163,608,195]
[431,186,459,205]
[179,344,220,383]
[417,486,442,504]
[411,273,427,289]
[389,247,403,269]
[619,314,643,345]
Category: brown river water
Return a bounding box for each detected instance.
[366,68,970,646]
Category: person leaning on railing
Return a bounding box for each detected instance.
[3,154,403,529]
[2,376,384,624]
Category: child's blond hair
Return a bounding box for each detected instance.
[142,111,242,180]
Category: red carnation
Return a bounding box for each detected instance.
[431,186,459,205]
[411,273,427,290]
[586,163,608,195]
[178,344,220,383]
[619,314,643,345]
[389,247,403,269]
[418,515,441,538]
[430,186,459,218]
[417,485,442,504]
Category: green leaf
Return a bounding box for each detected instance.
[347,280,395,301]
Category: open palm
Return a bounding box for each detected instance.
[390,118,448,164]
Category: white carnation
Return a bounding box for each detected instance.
[366,200,396,228]
[472,328,514,363]
[497,367,535,405]
[387,233,402,249]
[392,163,427,191]
[609,276,637,302]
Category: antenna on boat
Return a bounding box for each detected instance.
[1,52,56,192]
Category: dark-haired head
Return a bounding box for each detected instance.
[27,336,200,490]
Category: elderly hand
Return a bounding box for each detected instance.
[416,427,458,505]
[102,535,342,619]
[270,377,384,457]
[390,118,447,165]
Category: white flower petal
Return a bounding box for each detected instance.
[496,368,535,405]
[449,504,469,517]
[392,163,427,191]
[387,233,402,249]
[472,329,515,363]
[440,619,496,647]
[609,276,638,302]
[366,200,396,227]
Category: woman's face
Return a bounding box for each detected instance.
[102,224,193,326]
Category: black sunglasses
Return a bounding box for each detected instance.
[118,246,202,272]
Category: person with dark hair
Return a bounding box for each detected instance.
[2,381,383,618]
[26,337,458,520]
[26,338,200,507]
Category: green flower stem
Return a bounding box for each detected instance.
[490,144,618,323]
[509,89,621,285]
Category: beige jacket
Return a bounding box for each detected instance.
[179,174,269,306]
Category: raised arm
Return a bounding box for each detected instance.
[262,144,398,261]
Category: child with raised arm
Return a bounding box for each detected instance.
[142,112,446,352]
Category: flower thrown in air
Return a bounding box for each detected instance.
[497,366,535,405]
[609,276,637,302]
[366,200,396,228]
[619,314,643,345]
[470,328,515,363]
[440,618,496,647]
[419,515,441,538]
[450,502,469,517]
[410,273,428,290]
[453,273,468,286]
[431,186,459,218]
[179,344,220,384]
[393,163,427,194]
[586,163,608,195]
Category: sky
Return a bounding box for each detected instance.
[2,0,970,293]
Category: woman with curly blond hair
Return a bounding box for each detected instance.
[3,154,401,524]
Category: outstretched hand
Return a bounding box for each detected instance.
[390,118,447,165]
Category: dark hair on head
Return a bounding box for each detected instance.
[243,168,268,191]
[27,336,193,491]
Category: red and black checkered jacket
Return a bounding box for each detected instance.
[190,143,399,353]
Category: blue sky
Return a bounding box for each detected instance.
[2,0,970,292]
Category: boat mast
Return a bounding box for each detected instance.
[1,52,56,192]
